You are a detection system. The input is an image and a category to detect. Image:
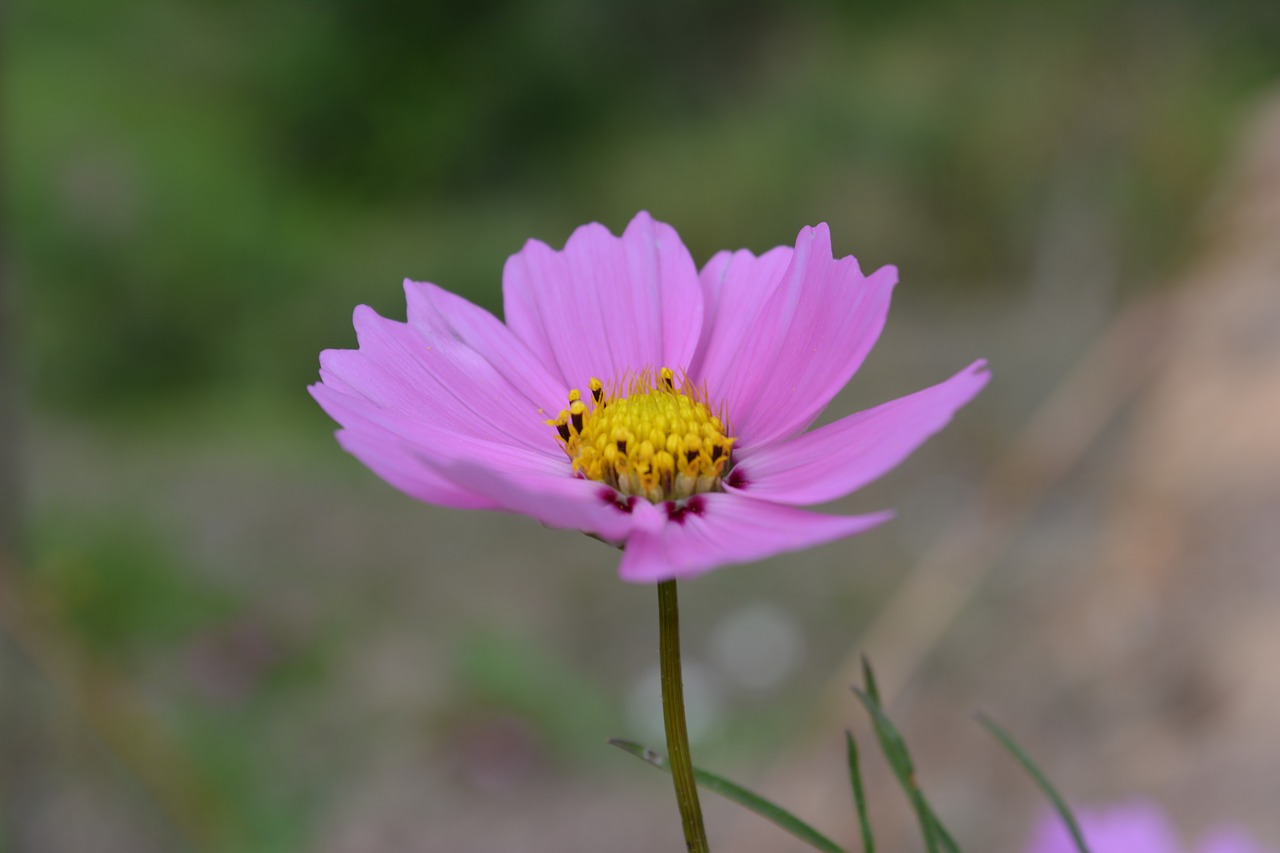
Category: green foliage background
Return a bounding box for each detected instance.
[12,0,1278,416]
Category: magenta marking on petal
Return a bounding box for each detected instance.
[599,488,636,514]
[665,495,706,525]
[616,493,894,583]
[726,467,750,489]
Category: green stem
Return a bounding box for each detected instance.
[657,579,709,852]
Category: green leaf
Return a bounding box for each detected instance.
[608,738,846,853]
[845,730,875,853]
[976,714,1091,853]
[852,659,962,853]
[851,688,941,853]
[860,656,882,705]
[929,813,963,853]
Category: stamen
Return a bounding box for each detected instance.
[548,367,735,503]
[545,409,572,442]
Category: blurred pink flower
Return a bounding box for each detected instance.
[311,212,987,582]
[1026,802,1277,853]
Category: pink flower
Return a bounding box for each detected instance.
[1025,802,1277,853]
[310,212,988,583]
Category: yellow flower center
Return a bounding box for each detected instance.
[547,367,736,503]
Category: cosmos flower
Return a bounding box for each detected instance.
[311,212,988,583]
[1025,801,1276,853]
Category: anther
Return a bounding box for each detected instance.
[547,366,734,503]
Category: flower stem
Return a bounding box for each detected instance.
[657,579,709,852]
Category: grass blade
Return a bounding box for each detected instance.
[976,714,1091,853]
[609,738,846,853]
[853,659,961,853]
[851,688,941,853]
[929,813,962,853]
[845,730,875,853]
[860,656,882,704]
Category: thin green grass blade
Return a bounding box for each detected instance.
[851,687,941,853]
[609,738,846,853]
[929,813,963,853]
[844,730,875,853]
[976,714,1091,853]
[853,659,962,853]
[860,656,882,704]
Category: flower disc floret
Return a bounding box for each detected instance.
[548,367,735,503]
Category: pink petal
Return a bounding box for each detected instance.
[732,360,990,505]
[691,224,896,449]
[435,458,642,544]
[616,493,893,583]
[333,427,497,510]
[317,381,640,539]
[312,286,579,512]
[318,291,562,455]
[502,211,704,390]
[1024,802,1182,853]
[691,245,794,373]
[1198,828,1276,853]
[311,382,563,478]
[403,280,566,414]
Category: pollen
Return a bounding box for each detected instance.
[546,367,736,503]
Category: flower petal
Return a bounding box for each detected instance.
[690,244,793,381]
[502,211,704,389]
[311,284,576,512]
[616,493,893,583]
[1025,802,1181,853]
[435,457,643,544]
[318,291,561,454]
[733,360,990,505]
[403,279,566,413]
[332,427,497,510]
[692,224,896,448]
[311,381,563,478]
[317,379,641,540]
[1198,828,1275,853]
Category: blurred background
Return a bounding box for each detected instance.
[4,0,1280,850]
